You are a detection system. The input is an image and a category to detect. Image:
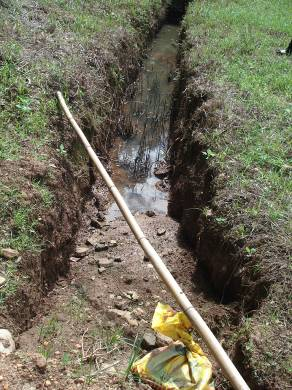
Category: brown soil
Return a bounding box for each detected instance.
[0,189,235,389]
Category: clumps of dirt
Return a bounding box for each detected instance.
[168,31,291,389]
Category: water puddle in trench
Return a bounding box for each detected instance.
[108,24,179,220]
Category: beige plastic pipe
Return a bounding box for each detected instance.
[57,91,250,390]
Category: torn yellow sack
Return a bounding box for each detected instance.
[132,303,214,390]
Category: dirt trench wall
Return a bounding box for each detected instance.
[168,61,268,309]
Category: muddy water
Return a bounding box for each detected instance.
[108,24,179,220]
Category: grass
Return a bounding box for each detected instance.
[184,0,292,235]
[182,0,291,386]
[0,261,19,305]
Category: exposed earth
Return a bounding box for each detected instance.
[0,191,235,389]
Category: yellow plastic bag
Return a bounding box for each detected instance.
[132,303,214,390]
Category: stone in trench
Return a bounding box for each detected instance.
[157,228,166,236]
[75,246,91,258]
[114,300,128,311]
[142,331,157,350]
[108,240,118,248]
[97,257,114,268]
[86,234,100,247]
[145,210,156,217]
[0,276,6,287]
[132,307,145,319]
[1,248,19,259]
[95,243,109,252]
[107,309,138,327]
[33,353,47,370]
[0,329,15,355]
[22,384,36,390]
[153,163,170,179]
[96,211,106,222]
[124,291,139,301]
[100,362,117,374]
[70,257,80,263]
[90,218,103,229]
[155,332,172,347]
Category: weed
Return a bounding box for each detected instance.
[32,181,54,207]
[202,148,216,160]
[124,334,142,379]
[0,262,19,305]
[66,295,87,322]
[57,143,67,156]
[39,315,60,341]
[244,246,256,256]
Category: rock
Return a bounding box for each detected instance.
[0,277,6,287]
[100,362,117,374]
[125,291,139,301]
[74,378,85,384]
[70,257,80,263]
[1,248,19,259]
[114,300,128,310]
[142,331,156,350]
[156,332,172,347]
[0,329,15,355]
[86,235,100,246]
[145,210,155,217]
[121,229,129,236]
[95,243,109,252]
[133,308,145,319]
[98,267,106,274]
[123,277,133,285]
[107,309,138,327]
[22,384,36,390]
[113,256,122,263]
[90,219,103,229]
[143,276,149,282]
[33,353,47,370]
[97,258,114,268]
[157,228,166,236]
[75,246,91,258]
[153,163,170,179]
[108,240,118,248]
[44,380,51,387]
[96,211,106,222]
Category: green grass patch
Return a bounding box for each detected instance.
[0,262,19,305]
[184,0,292,234]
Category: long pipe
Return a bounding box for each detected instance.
[57,91,250,390]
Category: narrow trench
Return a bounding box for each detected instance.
[106,3,226,308]
[108,22,179,220]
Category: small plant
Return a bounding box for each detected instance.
[244,246,256,256]
[57,143,67,156]
[202,148,216,159]
[0,262,19,305]
[215,216,226,224]
[16,96,32,113]
[39,315,60,341]
[61,352,71,367]
[124,334,142,379]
